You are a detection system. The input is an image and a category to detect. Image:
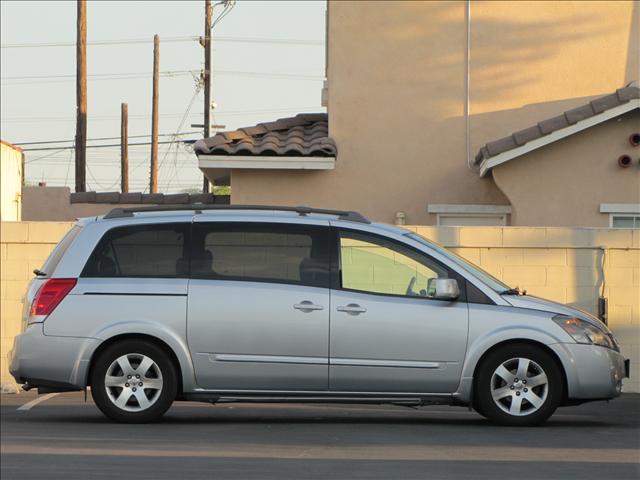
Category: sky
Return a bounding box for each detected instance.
[0,0,326,193]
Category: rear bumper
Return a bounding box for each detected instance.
[550,342,627,400]
[9,323,99,391]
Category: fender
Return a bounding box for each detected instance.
[85,320,198,392]
[454,324,570,403]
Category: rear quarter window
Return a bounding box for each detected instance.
[40,225,82,276]
[81,223,190,278]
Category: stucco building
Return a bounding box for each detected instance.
[195,1,640,228]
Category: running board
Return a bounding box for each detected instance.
[182,393,453,406]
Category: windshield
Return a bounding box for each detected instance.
[404,232,511,293]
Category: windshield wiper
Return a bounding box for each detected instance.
[501,287,525,295]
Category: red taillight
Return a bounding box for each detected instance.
[30,278,77,316]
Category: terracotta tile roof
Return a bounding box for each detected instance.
[194,113,336,157]
[475,81,639,165]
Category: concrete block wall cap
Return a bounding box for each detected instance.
[70,191,96,203]
[213,195,231,205]
[119,192,143,203]
[189,193,215,204]
[141,193,164,204]
[94,192,120,204]
[162,193,189,204]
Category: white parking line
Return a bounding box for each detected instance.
[17,393,60,411]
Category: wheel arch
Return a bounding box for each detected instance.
[86,333,190,397]
[471,339,569,404]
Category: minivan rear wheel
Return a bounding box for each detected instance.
[475,344,562,426]
[90,340,177,423]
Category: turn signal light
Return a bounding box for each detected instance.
[30,278,77,316]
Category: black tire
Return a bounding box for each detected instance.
[475,343,563,426]
[90,340,178,423]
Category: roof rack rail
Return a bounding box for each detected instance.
[103,204,370,224]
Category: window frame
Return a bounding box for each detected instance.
[609,214,640,229]
[80,222,191,279]
[333,227,468,302]
[190,221,332,289]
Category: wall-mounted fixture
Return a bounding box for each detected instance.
[629,133,640,147]
[395,211,407,225]
[618,155,632,168]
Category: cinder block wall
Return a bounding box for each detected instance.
[1,222,638,393]
[1,222,74,392]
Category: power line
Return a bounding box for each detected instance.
[3,106,324,124]
[0,35,323,49]
[22,139,198,152]
[1,70,197,81]
[0,69,323,85]
[14,131,201,146]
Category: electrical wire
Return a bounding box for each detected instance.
[4,106,323,126]
[15,132,201,146]
[1,35,322,49]
[157,86,202,191]
[22,139,198,152]
[0,70,323,86]
[212,1,235,29]
[24,148,70,163]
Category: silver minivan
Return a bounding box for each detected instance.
[9,205,629,425]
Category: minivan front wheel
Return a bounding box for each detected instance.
[476,344,562,426]
[90,340,177,423]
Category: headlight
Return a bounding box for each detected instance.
[553,315,615,349]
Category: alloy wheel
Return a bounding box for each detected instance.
[490,357,548,416]
[104,353,163,412]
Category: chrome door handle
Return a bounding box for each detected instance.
[337,303,367,315]
[293,301,324,312]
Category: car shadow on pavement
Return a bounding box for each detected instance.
[14,410,614,429]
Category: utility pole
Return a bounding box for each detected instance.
[75,0,87,192]
[150,34,159,194]
[120,103,129,193]
[202,0,213,194]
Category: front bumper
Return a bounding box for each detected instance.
[550,342,628,400]
[9,323,100,391]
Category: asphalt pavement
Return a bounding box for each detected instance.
[1,391,639,480]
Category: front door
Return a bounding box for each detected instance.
[187,221,331,391]
[329,229,469,393]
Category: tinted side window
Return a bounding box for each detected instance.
[82,223,190,278]
[191,223,330,288]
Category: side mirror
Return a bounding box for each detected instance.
[427,278,460,300]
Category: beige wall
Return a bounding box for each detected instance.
[231,1,638,226]
[22,186,152,221]
[1,221,638,394]
[493,111,640,227]
[0,143,23,222]
[0,221,74,392]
